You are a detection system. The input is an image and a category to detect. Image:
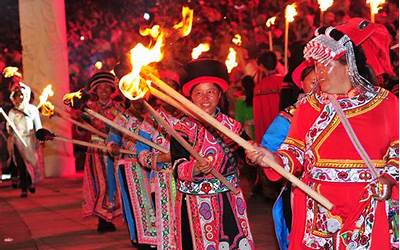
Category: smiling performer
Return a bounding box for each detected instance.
[81,71,124,233]
[246,18,398,249]
[171,59,254,250]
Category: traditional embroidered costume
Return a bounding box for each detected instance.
[138,107,180,249]
[108,107,155,245]
[81,72,123,225]
[172,59,255,250]
[261,60,315,250]
[263,19,399,249]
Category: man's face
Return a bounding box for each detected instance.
[190,82,221,115]
[315,60,349,94]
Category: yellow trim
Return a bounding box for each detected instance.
[345,88,388,118]
[313,116,340,161]
[308,95,321,112]
[284,136,306,151]
[386,159,399,166]
[315,159,386,168]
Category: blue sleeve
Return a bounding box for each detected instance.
[261,115,291,152]
[135,130,152,153]
[107,129,122,146]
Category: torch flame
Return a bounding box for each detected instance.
[139,25,161,39]
[317,0,334,12]
[119,32,164,100]
[3,66,22,78]
[63,89,83,107]
[173,6,194,37]
[266,16,277,28]
[232,34,242,46]
[191,43,210,59]
[37,84,55,117]
[285,4,297,23]
[367,0,385,14]
[225,47,238,73]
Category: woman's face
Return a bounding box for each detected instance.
[190,82,221,115]
[315,60,351,94]
[95,84,114,102]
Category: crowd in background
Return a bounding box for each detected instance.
[0,0,398,174]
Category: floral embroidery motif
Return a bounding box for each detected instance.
[310,167,386,183]
[177,173,238,195]
[300,89,384,249]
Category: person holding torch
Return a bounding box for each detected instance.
[246,18,398,249]
[81,71,124,233]
[6,82,43,198]
[171,59,255,250]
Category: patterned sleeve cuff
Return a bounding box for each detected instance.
[138,150,159,170]
[383,141,399,183]
[383,164,399,184]
[262,153,291,182]
[174,158,195,181]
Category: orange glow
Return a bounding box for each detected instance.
[225,47,238,73]
[266,16,277,28]
[191,43,210,59]
[285,4,297,23]
[232,34,242,46]
[119,32,164,100]
[37,84,55,117]
[367,0,385,14]
[173,6,193,37]
[63,89,83,107]
[317,0,334,11]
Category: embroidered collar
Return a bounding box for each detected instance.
[315,86,376,108]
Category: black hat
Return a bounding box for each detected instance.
[180,59,229,96]
[87,71,116,93]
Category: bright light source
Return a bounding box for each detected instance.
[95,61,103,70]
[80,36,85,41]
[144,12,151,20]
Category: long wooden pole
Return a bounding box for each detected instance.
[142,69,334,210]
[143,101,239,194]
[268,31,273,51]
[53,112,107,138]
[83,108,168,154]
[52,136,136,155]
[149,86,195,118]
[284,19,289,74]
[0,108,27,147]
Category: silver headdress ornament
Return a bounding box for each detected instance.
[304,27,374,93]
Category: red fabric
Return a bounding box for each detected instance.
[182,76,228,96]
[267,88,398,249]
[292,60,314,89]
[253,74,283,143]
[336,18,395,77]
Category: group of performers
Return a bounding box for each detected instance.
[3,18,398,250]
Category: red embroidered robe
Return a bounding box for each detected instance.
[264,87,399,249]
[171,111,255,250]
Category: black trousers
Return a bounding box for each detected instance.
[14,145,32,191]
